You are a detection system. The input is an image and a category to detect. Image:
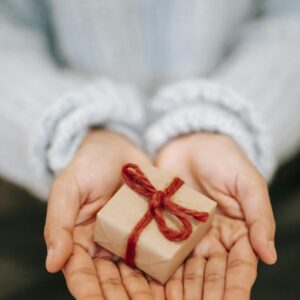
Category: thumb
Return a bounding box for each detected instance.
[44,171,80,273]
[237,173,277,265]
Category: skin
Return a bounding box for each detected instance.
[44,130,276,299]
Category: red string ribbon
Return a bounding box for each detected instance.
[122,163,209,266]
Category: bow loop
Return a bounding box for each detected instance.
[121,163,209,266]
[122,163,156,197]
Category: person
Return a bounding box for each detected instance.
[1,0,300,299]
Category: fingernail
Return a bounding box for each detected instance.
[268,241,277,262]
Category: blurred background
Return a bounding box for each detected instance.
[0,152,299,300]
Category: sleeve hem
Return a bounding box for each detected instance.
[145,79,275,181]
[30,78,144,189]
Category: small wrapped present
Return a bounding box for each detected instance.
[94,163,216,284]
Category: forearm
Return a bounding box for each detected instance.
[0,11,84,196]
[144,3,300,182]
[144,79,274,181]
[0,12,144,199]
[213,14,300,165]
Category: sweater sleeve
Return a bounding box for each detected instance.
[144,1,300,182]
[0,8,144,199]
[213,2,300,168]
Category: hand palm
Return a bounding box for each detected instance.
[46,131,156,299]
[45,131,275,300]
[60,132,251,300]
[185,211,257,299]
[155,132,274,299]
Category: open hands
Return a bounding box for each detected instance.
[44,130,155,299]
[154,132,276,299]
[155,211,257,300]
[156,132,277,266]
[44,130,276,299]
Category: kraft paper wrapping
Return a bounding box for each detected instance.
[94,164,216,284]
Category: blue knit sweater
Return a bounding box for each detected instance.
[1,0,300,198]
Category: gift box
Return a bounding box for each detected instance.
[94,163,216,284]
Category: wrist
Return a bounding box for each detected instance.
[158,131,234,154]
[156,131,245,165]
[81,129,133,148]
[175,132,233,145]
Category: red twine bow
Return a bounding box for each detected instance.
[122,163,209,266]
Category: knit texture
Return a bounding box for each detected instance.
[31,79,144,197]
[144,80,274,180]
[214,14,300,165]
[0,0,300,197]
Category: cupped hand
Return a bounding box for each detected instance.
[158,210,257,300]
[155,132,276,299]
[44,130,277,300]
[160,209,258,300]
[44,129,156,299]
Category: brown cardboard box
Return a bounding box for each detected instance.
[94,163,216,284]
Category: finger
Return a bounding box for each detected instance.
[147,276,166,300]
[203,251,227,300]
[237,173,277,264]
[224,235,258,300]
[63,245,104,300]
[119,262,153,300]
[45,171,80,273]
[183,256,206,300]
[165,265,184,300]
[95,258,129,300]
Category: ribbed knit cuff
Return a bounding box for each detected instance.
[30,78,144,187]
[144,79,275,181]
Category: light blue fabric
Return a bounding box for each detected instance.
[0,0,300,198]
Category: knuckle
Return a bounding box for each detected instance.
[102,277,122,287]
[68,267,95,289]
[205,272,225,283]
[184,272,204,281]
[228,259,257,280]
[126,269,143,280]
[168,275,182,283]
[74,266,95,279]
[228,258,246,269]
[130,290,153,299]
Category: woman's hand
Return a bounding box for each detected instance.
[162,211,257,300]
[44,129,276,299]
[155,132,276,299]
[44,129,155,299]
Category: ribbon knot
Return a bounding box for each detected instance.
[122,163,209,266]
[150,191,165,210]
